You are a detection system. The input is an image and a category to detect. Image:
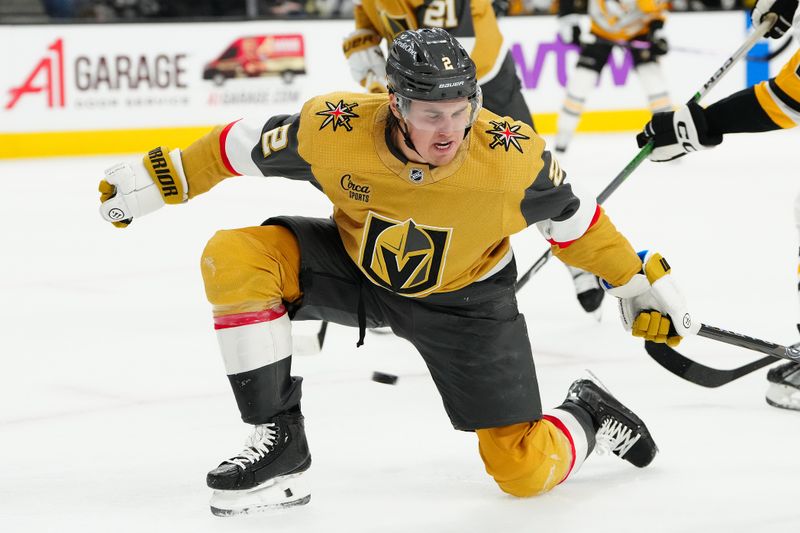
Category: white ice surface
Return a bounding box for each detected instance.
[1,130,799,532]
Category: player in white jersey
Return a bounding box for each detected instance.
[555,0,671,154]
[635,0,800,410]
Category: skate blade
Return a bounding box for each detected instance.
[583,370,611,393]
[210,472,311,517]
[765,384,800,411]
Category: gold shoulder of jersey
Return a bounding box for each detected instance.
[297,92,388,164]
[300,91,387,133]
[466,109,545,189]
[472,108,541,159]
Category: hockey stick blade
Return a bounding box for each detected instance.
[644,340,776,388]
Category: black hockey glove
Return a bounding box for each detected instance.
[492,0,510,17]
[636,101,722,162]
[651,36,669,56]
[647,19,669,57]
[752,0,799,38]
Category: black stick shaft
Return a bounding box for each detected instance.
[697,324,800,362]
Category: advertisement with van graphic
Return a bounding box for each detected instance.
[203,34,306,85]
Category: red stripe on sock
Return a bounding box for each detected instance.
[542,414,577,484]
[214,306,287,330]
[219,119,242,176]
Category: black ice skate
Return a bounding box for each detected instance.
[207,411,311,516]
[765,360,800,411]
[565,378,658,468]
[568,266,605,316]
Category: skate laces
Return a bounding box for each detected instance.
[224,423,278,469]
[595,418,641,459]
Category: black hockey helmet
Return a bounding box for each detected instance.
[386,28,482,134]
[386,27,479,101]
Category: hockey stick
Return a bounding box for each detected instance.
[586,36,719,56]
[645,322,798,387]
[645,341,776,388]
[292,320,329,356]
[516,14,778,292]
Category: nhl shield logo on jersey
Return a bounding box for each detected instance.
[409,168,424,182]
[486,120,530,153]
[359,212,452,297]
[316,100,359,132]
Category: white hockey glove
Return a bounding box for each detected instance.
[636,101,722,162]
[99,146,188,228]
[605,251,698,347]
[558,14,582,45]
[342,29,387,93]
[753,0,798,38]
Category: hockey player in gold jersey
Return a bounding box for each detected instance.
[636,0,800,411]
[344,0,611,314]
[555,0,672,153]
[99,28,696,515]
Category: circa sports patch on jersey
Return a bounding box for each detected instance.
[358,211,452,297]
[315,100,360,132]
[485,120,529,153]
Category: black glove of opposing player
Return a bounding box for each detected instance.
[636,101,722,162]
[647,19,669,57]
[753,0,799,38]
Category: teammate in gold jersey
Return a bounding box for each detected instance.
[99,29,695,516]
[555,0,671,153]
[636,0,800,411]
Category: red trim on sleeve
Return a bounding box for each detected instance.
[219,119,242,177]
[546,204,602,249]
[214,306,287,330]
[542,414,577,484]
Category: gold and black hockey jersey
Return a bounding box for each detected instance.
[755,48,800,129]
[177,92,642,297]
[351,0,506,83]
[588,0,667,41]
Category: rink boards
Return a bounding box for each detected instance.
[0,11,788,158]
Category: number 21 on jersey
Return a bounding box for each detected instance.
[423,0,457,28]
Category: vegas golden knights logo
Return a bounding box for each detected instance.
[359,212,452,296]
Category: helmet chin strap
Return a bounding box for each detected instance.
[396,117,424,159]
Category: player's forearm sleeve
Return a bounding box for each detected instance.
[551,210,642,287]
[181,125,238,199]
[704,87,783,135]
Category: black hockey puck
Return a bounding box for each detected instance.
[371,371,398,385]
